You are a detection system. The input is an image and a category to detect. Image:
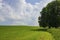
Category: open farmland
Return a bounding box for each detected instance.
[0,26,60,40]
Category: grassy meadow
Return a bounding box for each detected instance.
[0,26,60,40]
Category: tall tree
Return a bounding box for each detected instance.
[38,0,60,28]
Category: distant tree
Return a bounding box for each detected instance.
[38,1,60,28]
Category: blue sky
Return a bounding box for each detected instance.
[26,0,41,5]
[0,0,53,26]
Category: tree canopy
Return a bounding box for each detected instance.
[38,1,60,28]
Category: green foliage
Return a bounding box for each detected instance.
[38,1,60,28]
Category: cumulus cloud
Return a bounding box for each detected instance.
[0,0,2,8]
[0,16,5,22]
[0,0,53,26]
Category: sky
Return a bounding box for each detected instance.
[0,0,53,26]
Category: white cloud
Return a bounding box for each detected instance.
[0,16,5,22]
[0,0,3,8]
[0,0,53,26]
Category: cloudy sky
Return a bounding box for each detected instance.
[0,0,53,26]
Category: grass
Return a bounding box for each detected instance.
[0,26,60,40]
[47,28,60,40]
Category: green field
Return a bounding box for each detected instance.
[0,26,60,40]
